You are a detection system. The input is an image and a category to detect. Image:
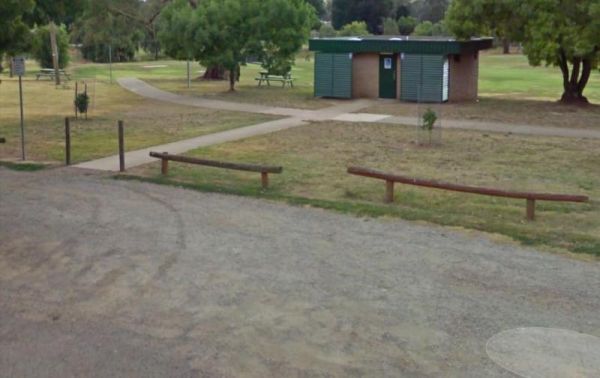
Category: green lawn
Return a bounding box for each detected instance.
[479,53,600,101]
[72,59,192,82]
[69,51,600,110]
[129,121,600,257]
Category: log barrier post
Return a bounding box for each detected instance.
[385,180,394,203]
[526,199,536,221]
[161,152,169,175]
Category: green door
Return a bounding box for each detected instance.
[379,54,397,99]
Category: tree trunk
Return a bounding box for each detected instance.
[560,57,590,105]
[228,64,237,91]
[49,22,61,85]
[502,39,510,54]
[8,56,14,78]
[202,65,225,80]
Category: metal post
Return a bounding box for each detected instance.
[118,120,125,172]
[109,44,113,84]
[74,81,78,119]
[187,60,191,88]
[84,82,88,119]
[18,75,25,160]
[65,117,71,165]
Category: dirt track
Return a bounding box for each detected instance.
[1,167,598,377]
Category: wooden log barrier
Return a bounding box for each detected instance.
[149,151,282,189]
[348,166,589,221]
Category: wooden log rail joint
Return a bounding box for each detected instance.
[149,151,282,189]
[347,166,589,221]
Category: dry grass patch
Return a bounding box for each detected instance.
[361,98,600,130]
[131,121,600,256]
[0,77,277,163]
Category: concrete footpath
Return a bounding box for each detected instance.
[75,79,372,171]
[75,117,306,171]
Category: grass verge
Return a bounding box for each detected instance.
[0,161,47,171]
[127,121,600,257]
[0,77,278,163]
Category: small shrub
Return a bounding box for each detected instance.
[420,108,439,145]
[338,21,371,37]
[382,18,399,35]
[319,23,337,38]
[75,93,90,114]
[398,16,418,35]
[422,108,437,131]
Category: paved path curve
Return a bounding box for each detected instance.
[75,117,307,171]
[75,79,371,171]
[121,78,600,140]
[1,168,598,377]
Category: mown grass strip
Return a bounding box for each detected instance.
[113,174,599,257]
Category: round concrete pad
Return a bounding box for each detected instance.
[486,327,600,378]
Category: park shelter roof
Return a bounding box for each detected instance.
[309,36,494,55]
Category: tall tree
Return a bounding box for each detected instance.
[103,0,171,60]
[393,0,412,19]
[31,24,70,68]
[397,16,417,35]
[160,0,315,91]
[446,0,521,54]
[29,0,87,84]
[71,0,144,63]
[0,0,34,74]
[331,0,393,34]
[306,0,326,19]
[413,0,449,23]
[447,0,599,104]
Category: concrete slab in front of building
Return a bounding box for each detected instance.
[308,36,493,103]
[332,112,392,122]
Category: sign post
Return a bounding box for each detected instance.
[109,44,113,84]
[13,56,26,160]
[187,59,191,88]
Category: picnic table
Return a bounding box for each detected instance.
[36,68,71,81]
[255,71,295,88]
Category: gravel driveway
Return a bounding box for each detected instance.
[1,168,598,377]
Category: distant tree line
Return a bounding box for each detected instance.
[0,0,324,70]
[319,0,449,38]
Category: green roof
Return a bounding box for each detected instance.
[309,36,493,55]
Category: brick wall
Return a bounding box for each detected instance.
[352,53,379,98]
[449,52,479,102]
